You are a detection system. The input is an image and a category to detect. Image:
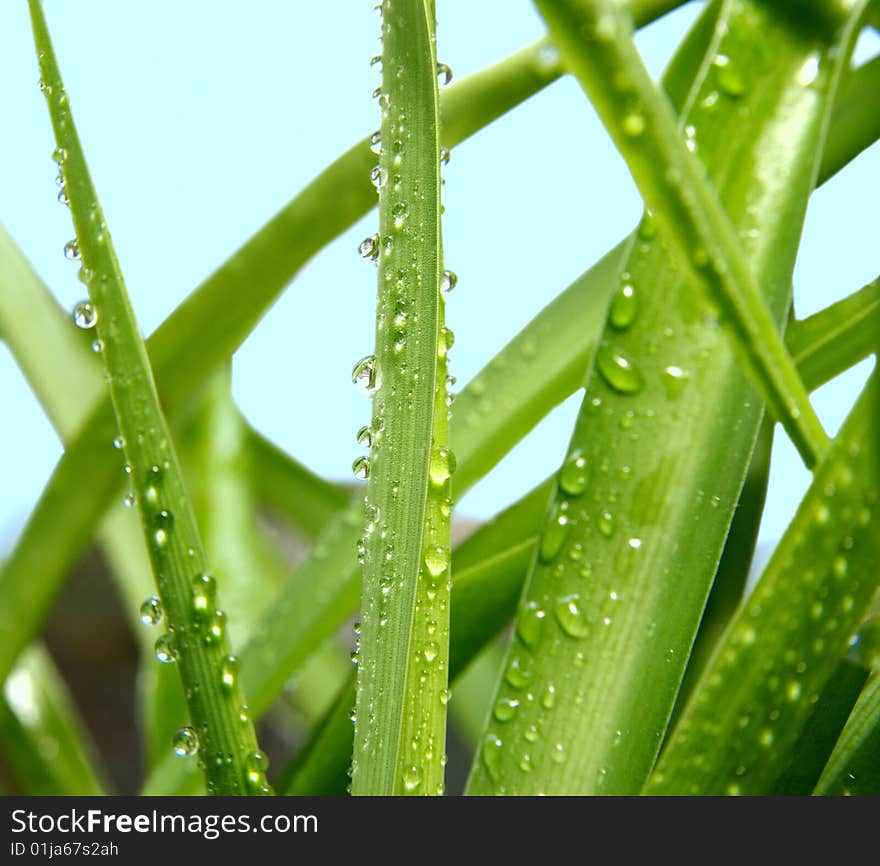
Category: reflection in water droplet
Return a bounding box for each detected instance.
[352,456,371,480]
[172,727,199,757]
[352,355,379,393]
[554,594,590,638]
[559,450,589,496]
[72,300,98,330]
[436,63,453,85]
[596,344,645,394]
[63,239,80,260]
[139,596,163,626]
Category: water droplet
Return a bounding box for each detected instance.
[684,124,697,153]
[369,130,382,154]
[425,545,450,577]
[352,355,379,393]
[552,743,566,764]
[481,734,503,783]
[153,510,174,547]
[123,491,136,508]
[63,239,80,261]
[597,510,615,537]
[797,53,820,87]
[493,697,520,722]
[370,165,387,190]
[356,425,373,448]
[440,270,457,292]
[436,63,453,85]
[423,641,439,663]
[439,688,452,705]
[504,654,533,689]
[359,234,380,261]
[220,655,239,692]
[440,147,451,166]
[539,507,570,563]
[155,633,178,664]
[51,146,67,164]
[113,435,125,450]
[714,55,745,97]
[596,344,644,394]
[609,282,639,330]
[429,447,455,485]
[517,601,545,648]
[139,596,163,626]
[559,450,590,496]
[172,726,199,757]
[352,456,371,480]
[370,54,382,69]
[72,300,98,329]
[663,365,691,399]
[541,683,556,710]
[91,338,103,353]
[392,201,408,228]
[554,594,590,638]
[403,765,423,792]
[58,189,69,206]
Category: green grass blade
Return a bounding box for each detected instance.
[788,277,880,391]
[771,659,869,794]
[27,0,266,796]
[466,0,859,795]
[350,0,448,797]
[814,672,880,795]
[647,371,880,795]
[533,0,830,467]
[819,54,880,184]
[0,646,107,795]
[247,428,350,541]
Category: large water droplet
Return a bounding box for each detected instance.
[356,425,373,448]
[403,765,423,792]
[440,270,457,292]
[155,633,178,664]
[359,234,380,261]
[139,596,163,626]
[352,456,371,480]
[554,594,591,638]
[172,726,199,758]
[715,55,745,97]
[425,545,450,577]
[63,239,80,261]
[369,130,382,154]
[436,63,453,86]
[370,165,388,190]
[517,601,546,649]
[559,450,589,497]
[481,734,503,783]
[493,697,520,722]
[539,507,570,563]
[596,344,645,394]
[352,355,379,393]
[72,300,98,330]
[609,283,639,330]
[429,447,455,485]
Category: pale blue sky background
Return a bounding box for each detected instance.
[0,2,877,561]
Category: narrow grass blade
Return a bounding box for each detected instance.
[771,659,869,794]
[28,0,267,795]
[647,371,880,795]
[814,673,880,795]
[467,0,860,795]
[0,646,107,795]
[788,277,880,391]
[350,0,448,797]
[534,0,830,467]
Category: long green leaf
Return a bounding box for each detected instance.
[647,371,880,795]
[351,0,448,796]
[814,672,880,795]
[28,0,266,795]
[467,0,860,795]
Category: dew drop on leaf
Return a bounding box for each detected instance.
[155,633,178,664]
[596,344,644,394]
[559,450,590,497]
[172,727,199,758]
[139,596,163,626]
[72,300,97,330]
[63,239,80,261]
